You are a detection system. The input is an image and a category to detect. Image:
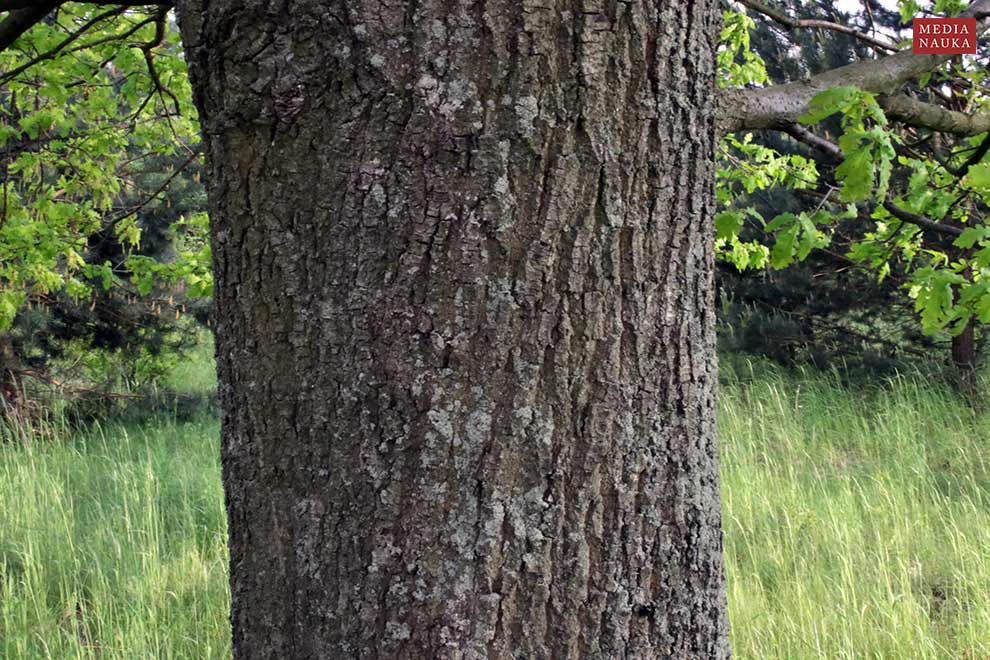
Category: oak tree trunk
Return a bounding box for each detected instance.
[178,0,728,656]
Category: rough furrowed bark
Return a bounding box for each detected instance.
[178,0,728,656]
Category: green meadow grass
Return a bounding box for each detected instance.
[721,361,990,658]
[0,419,229,659]
[1,359,989,657]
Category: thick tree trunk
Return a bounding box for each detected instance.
[178,0,727,657]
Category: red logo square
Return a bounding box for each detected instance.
[913,18,978,54]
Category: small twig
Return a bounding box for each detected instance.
[104,145,202,227]
[11,369,141,399]
[735,0,900,52]
[953,132,990,179]
[138,6,183,126]
[64,13,158,57]
[780,123,843,160]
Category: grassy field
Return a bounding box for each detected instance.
[721,362,990,658]
[0,419,229,658]
[2,361,989,658]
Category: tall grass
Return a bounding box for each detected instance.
[0,419,229,659]
[1,359,988,657]
[721,360,990,658]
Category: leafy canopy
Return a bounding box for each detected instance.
[0,3,210,333]
[716,0,990,340]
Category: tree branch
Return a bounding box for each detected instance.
[956,133,990,178]
[882,200,964,236]
[720,0,990,135]
[0,0,173,54]
[735,0,899,52]
[799,188,963,239]
[64,12,158,56]
[138,5,180,114]
[783,127,968,238]
[879,94,990,136]
[780,123,844,159]
[0,1,61,52]
[74,0,173,4]
[0,0,171,8]
[0,6,127,84]
[777,100,990,179]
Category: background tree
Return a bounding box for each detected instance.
[717,0,943,374]
[0,2,211,422]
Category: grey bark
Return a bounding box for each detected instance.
[878,94,990,138]
[178,0,727,657]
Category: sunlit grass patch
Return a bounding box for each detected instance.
[721,361,990,659]
[2,358,989,657]
[0,419,229,659]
